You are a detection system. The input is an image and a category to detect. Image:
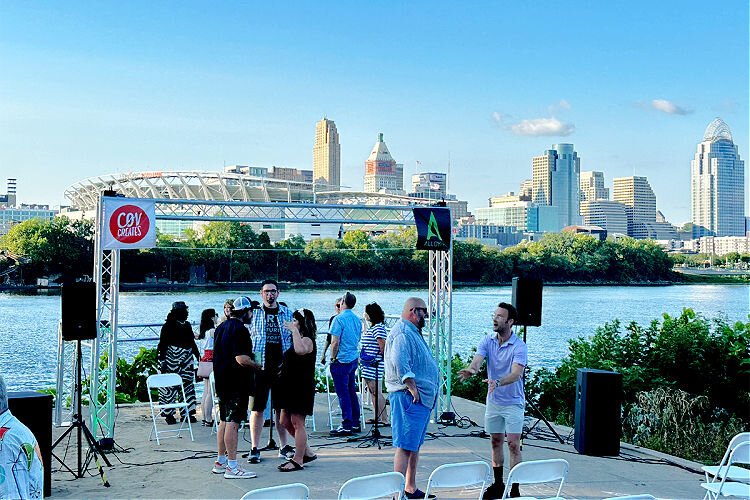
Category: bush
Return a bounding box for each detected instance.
[527,309,750,463]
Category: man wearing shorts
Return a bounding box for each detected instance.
[247,279,294,463]
[384,297,439,500]
[212,296,261,479]
[458,302,527,499]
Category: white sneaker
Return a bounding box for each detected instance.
[211,461,227,474]
[224,465,257,479]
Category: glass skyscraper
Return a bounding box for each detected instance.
[691,118,745,237]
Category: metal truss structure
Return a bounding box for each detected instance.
[55,194,453,439]
[426,247,454,419]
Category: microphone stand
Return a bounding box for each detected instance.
[349,358,390,449]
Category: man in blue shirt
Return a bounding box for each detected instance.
[458,302,527,499]
[329,291,363,436]
[384,297,440,500]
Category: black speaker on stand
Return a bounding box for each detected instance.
[8,392,53,497]
[511,277,543,327]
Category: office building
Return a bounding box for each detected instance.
[531,143,582,230]
[519,179,533,199]
[0,204,57,236]
[363,133,403,193]
[613,176,656,239]
[691,118,745,237]
[580,171,609,202]
[580,200,628,236]
[313,118,341,190]
[411,172,447,198]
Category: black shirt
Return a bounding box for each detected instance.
[213,318,254,397]
[264,306,283,371]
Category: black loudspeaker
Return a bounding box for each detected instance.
[574,368,622,456]
[61,282,97,341]
[8,391,53,497]
[511,277,543,327]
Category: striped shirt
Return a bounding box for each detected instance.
[361,323,387,379]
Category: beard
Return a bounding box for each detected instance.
[417,316,426,329]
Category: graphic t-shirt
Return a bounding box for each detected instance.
[264,306,283,371]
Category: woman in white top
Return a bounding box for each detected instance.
[197,308,218,426]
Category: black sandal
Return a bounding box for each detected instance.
[302,454,317,464]
[278,459,304,472]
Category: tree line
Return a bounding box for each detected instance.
[1,217,679,284]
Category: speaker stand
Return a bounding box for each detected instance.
[520,325,565,444]
[51,340,112,484]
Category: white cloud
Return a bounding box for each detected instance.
[650,99,692,115]
[510,117,575,136]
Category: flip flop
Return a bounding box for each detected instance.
[302,454,318,464]
[278,459,304,472]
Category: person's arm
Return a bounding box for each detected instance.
[329,316,342,361]
[286,321,313,355]
[485,363,525,393]
[320,333,332,363]
[391,333,418,402]
[457,354,486,381]
[376,337,385,354]
[235,354,261,369]
[157,324,168,360]
[403,376,420,403]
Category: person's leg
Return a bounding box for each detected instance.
[274,408,290,447]
[365,379,378,421]
[289,413,308,465]
[405,450,421,494]
[217,421,226,457]
[393,447,415,491]
[346,361,361,426]
[250,411,264,449]
[224,422,239,460]
[490,433,506,468]
[330,361,353,429]
[506,433,522,470]
[375,379,387,422]
[250,373,269,449]
[202,379,213,422]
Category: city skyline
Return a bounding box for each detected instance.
[1,1,747,224]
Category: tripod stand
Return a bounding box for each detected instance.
[259,390,279,452]
[349,359,390,449]
[519,325,564,444]
[51,339,112,481]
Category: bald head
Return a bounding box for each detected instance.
[402,297,428,329]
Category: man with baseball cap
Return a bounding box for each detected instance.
[211,296,261,479]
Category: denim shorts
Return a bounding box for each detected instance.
[390,390,432,452]
[485,401,525,434]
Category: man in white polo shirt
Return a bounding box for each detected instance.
[458,302,527,499]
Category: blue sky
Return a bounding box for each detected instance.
[1,1,747,224]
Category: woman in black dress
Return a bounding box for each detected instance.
[277,308,318,471]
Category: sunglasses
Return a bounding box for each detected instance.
[411,307,428,314]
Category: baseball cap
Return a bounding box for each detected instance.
[233,296,252,310]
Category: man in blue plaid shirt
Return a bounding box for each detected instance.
[247,279,295,463]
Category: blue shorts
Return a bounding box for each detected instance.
[390,390,432,452]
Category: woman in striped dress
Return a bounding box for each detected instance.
[157,301,200,425]
[361,302,389,425]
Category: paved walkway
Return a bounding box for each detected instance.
[49,395,707,499]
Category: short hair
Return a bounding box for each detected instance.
[0,375,7,414]
[261,279,279,290]
[365,302,385,325]
[497,302,518,322]
[342,291,356,309]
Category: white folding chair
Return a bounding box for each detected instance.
[502,458,569,500]
[146,373,195,445]
[209,371,220,435]
[702,431,750,493]
[424,460,492,500]
[701,441,750,499]
[241,482,310,500]
[338,471,406,500]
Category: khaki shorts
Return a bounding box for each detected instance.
[485,402,525,434]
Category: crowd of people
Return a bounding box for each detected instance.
[150,281,529,499]
[0,278,526,499]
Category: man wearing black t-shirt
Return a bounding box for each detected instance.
[247,279,294,463]
[212,297,261,479]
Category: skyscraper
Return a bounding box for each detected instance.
[313,118,341,190]
[363,133,403,193]
[691,118,745,237]
[531,143,582,229]
[579,171,609,202]
[613,176,656,239]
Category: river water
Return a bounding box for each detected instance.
[0,284,747,391]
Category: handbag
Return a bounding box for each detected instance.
[359,347,378,367]
[197,361,213,379]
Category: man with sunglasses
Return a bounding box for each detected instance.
[384,297,439,500]
[328,291,362,436]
